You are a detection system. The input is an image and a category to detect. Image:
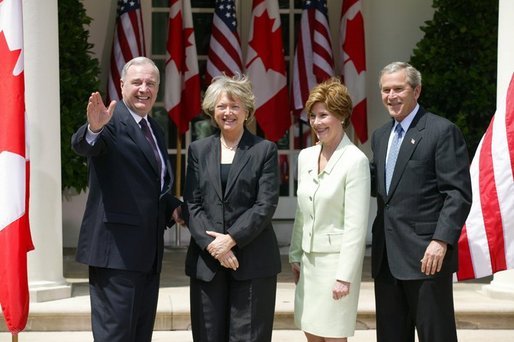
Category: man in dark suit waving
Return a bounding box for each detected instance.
[71,57,183,342]
[370,62,472,342]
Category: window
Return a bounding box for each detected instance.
[151,0,313,218]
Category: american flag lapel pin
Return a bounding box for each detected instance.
[411,138,415,144]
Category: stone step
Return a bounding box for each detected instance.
[2,282,513,333]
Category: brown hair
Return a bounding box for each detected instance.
[305,77,353,129]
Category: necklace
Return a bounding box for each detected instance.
[220,136,239,151]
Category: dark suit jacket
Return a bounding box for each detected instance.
[71,101,182,273]
[184,129,282,282]
[370,107,472,280]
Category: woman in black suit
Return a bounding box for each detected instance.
[184,74,281,342]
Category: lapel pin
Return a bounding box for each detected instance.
[411,138,415,144]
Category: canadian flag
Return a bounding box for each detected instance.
[339,0,368,143]
[246,0,290,142]
[165,0,202,134]
[0,0,34,334]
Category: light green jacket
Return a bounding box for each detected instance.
[289,134,370,282]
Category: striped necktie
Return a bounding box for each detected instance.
[385,124,404,194]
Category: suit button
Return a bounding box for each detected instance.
[309,196,312,201]
[310,214,313,219]
[385,204,390,209]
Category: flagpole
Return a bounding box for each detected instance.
[175,134,182,198]
[352,125,360,147]
[174,133,182,247]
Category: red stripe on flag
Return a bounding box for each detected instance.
[291,0,334,120]
[128,11,145,56]
[108,52,122,100]
[506,78,514,175]
[478,117,507,272]
[205,1,243,86]
[210,29,241,70]
[456,73,514,281]
[107,1,146,103]
[456,224,476,280]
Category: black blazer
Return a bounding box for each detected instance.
[71,101,182,273]
[370,107,472,280]
[184,129,282,282]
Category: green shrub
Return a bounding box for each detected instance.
[58,0,100,192]
[410,0,498,156]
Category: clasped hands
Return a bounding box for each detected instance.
[206,231,239,270]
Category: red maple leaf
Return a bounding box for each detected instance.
[0,30,25,155]
[248,10,286,74]
[343,12,366,74]
[166,13,194,74]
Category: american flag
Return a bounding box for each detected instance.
[164,0,201,134]
[246,0,290,142]
[340,0,368,143]
[205,0,243,86]
[106,0,146,102]
[456,73,514,281]
[291,0,335,121]
[0,0,34,333]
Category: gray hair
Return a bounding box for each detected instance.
[202,74,255,125]
[379,62,422,89]
[121,57,160,85]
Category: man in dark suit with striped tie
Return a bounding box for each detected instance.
[72,57,183,342]
[370,62,472,342]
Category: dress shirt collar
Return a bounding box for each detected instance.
[123,100,149,124]
[394,103,419,133]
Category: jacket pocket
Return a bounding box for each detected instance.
[103,212,140,226]
[414,222,436,235]
[311,231,344,253]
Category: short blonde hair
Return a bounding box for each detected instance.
[202,74,255,127]
[305,77,353,129]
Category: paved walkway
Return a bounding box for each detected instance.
[1,329,513,341]
[1,248,513,341]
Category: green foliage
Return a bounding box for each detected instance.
[409,0,498,156]
[58,0,100,192]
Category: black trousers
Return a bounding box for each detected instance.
[190,269,277,342]
[374,260,458,342]
[89,266,160,342]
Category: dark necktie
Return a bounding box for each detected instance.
[385,124,404,194]
[139,118,162,176]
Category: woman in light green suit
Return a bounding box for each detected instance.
[289,77,370,341]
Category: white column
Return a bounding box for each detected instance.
[482,0,514,301]
[23,0,71,302]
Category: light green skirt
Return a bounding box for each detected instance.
[294,251,363,338]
